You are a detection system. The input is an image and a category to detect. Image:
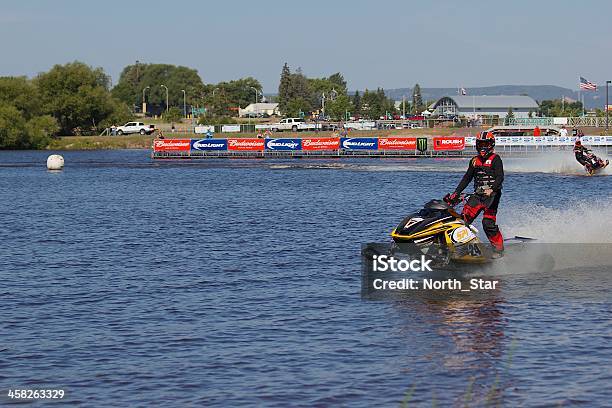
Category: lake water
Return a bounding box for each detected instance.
[1,150,611,406]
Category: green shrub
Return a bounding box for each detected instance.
[0,103,59,149]
[0,104,27,148]
[163,107,183,123]
[26,115,60,148]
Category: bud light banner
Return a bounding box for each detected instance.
[340,137,379,150]
[265,138,302,151]
[190,139,228,151]
[227,138,265,151]
[378,137,417,150]
[433,136,465,151]
[153,139,191,152]
[302,137,340,150]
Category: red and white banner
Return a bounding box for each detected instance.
[378,137,417,150]
[153,139,191,151]
[433,136,465,151]
[227,138,265,151]
[301,137,340,150]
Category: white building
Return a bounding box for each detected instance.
[430,95,539,118]
[239,103,280,117]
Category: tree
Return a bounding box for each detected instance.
[325,95,353,120]
[25,115,60,148]
[277,64,350,116]
[327,72,347,91]
[200,77,262,117]
[412,83,424,114]
[0,77,42,119]
[277,65,314,116]
[0,103,58,149]
[360,88,396,119]
[352,90,361,116]
[163,107,183,123]
[538,99,583,117]
[505,107,515,125]
[112,63,206,113]
[0,104,27,148]
[284,97,312,118]
[290,68,313,109]
[278,63,292,112]
[36,62,128,135]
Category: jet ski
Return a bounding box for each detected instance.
[390,195,534,266]
[582,151,609,176]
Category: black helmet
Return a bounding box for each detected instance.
[476,131,495,155]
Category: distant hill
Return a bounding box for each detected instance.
[380,85,605,109]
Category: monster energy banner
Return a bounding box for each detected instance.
[417,137,428,152]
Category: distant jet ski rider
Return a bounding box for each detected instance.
[573,139,591,168]
[445,132,505,257]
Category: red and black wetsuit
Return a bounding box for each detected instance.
[574,145,591,168]
[454,152,504,251]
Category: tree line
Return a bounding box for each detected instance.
[277,63,428,120]
[0,60,418,149]
[3,60,598,149]
[0,62,130,148]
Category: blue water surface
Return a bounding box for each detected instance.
[1,150,611,406]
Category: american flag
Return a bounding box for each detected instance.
[579,76,597,91]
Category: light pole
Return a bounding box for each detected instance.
[211,88,220,116]
[181,89,186,118]
[321,92,326,118]
[606,80,611,132]
[160,85,169,113]
[142,86,150,115]
[249,86,258,117]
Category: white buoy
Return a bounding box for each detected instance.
[47,154,64,170]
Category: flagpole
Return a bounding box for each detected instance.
[578,79,584,116]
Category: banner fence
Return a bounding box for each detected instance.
[153,136,612,153]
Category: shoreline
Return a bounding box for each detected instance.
[22,126,611,151]
[42,128,477,151]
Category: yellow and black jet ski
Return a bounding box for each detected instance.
[391,197,535,265]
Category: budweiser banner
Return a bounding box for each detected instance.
[378,137,417,150]
[153,139,191,151]
[227,138,265,151]
[301,137,340,150]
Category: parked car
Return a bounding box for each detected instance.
[115,122,155,135]
[268,118,319,132]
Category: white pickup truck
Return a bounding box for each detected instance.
[115,122,156,135]
[267,118,319,132]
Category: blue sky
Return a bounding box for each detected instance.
[1,0,610,92]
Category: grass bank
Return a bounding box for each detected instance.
[47,135,154,150]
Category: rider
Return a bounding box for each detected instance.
[446,132,505,256]
[573,139,591,169]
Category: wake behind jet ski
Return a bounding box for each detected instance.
[574,139,609,176]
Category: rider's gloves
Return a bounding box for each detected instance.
[444,192,459,205]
